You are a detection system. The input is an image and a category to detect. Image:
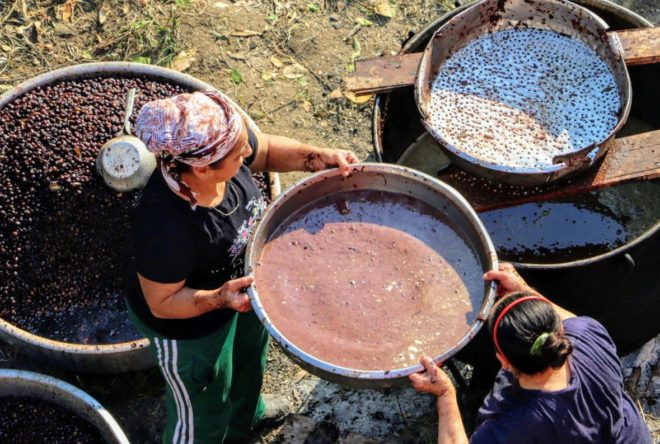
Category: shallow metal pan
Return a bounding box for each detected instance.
[415,0,632,186]
[245,163,498,389]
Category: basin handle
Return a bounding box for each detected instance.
[121,88,137,136]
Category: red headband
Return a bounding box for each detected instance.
[492,295,550,361]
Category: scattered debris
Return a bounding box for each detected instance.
[169,48,197,72]
[374,0,397,18]
[283,63,307,79]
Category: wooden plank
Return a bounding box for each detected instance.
[615,27,660,66]
[344,53,422,95]
[345,27,660,94]
[435,130,660,213]
[346,53,421,95]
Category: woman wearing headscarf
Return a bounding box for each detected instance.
[125,91,359,444]
[410,263,651,444]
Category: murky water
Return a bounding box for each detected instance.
[480,181,660,263]
[256,190,484,370]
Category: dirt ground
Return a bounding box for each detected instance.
[1,0,659,443]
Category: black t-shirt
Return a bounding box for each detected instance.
[125,128,266,339]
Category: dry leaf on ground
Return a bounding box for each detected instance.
[344,91,373,104]
[261,70,276,81]
[270,56,283,68]
[374,0,396,18]
[170,48,197,72]
[329,88,343,100]
[283,63,307,79]
[57,0,78,22]
[98,2,110,26]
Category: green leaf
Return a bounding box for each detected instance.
[307,3,320,12]
[355,17,373,27]
[132,56,151,64]
[267,14,278,24]
[230,68,243,84]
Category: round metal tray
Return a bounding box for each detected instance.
[0,369,129,443]
[245,163,498,388]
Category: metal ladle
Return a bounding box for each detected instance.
[96,88,156,192]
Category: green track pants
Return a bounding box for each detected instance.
[128,306,269,444]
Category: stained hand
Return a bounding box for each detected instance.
[483,262,534,298]
[305,149,360,176]
[219,276,254,312]
[409,356,456,398]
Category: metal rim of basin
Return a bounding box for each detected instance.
[245,163,498,388]
[0,369,129,444]
[371,0,658,270]
[0,62,280,372]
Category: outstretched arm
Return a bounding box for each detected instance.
[410,357,469,444]
[248,131,359,176]
[483,263,576,321]
[138,274,253,319]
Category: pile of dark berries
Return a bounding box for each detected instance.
[0,76,192,343]
[0,396,106,443]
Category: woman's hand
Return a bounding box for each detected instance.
[217,276,254,312]
[483,262,535,299]
[409,356,456,399]
[303,148,360,177]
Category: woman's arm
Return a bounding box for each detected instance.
[248,131,359,176]
[138,273,253,319]
[410,357,469,444]
[483,263,576,321]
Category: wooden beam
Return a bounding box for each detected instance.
[345,27,660,94]
[433,130,660,212]
[615,27,660,66]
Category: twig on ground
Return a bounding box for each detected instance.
[0,0,18,27]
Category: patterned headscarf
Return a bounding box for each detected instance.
[135,91,243,208]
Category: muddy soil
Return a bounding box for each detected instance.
[1,0,659,443]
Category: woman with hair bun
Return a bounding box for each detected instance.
[410,263,651,444]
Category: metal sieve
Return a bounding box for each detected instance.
[415,0,632,186]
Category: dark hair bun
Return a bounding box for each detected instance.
[541,333,573,368]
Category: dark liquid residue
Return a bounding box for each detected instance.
[480,181,660,263]
[256,190,485,371]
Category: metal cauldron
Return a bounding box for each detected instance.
[0,62,281,373]
[373,1,659,358]
[0,369,129,443]
[246,163,498,388]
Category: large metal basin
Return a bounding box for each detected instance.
[0,369,129,443]
[0,62,280,373]
[246,163,498,388]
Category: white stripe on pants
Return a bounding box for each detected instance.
[155,338,195,444]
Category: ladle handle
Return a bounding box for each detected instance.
[122,88,137,136]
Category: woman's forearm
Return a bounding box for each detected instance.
[148,286,226,319]
[263,134,328,173]
[437,394,469,444]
